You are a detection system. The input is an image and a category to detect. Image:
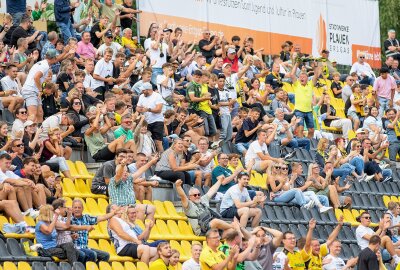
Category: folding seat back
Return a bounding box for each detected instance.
[273,206,288,223]
[282,207,297,224]
[86,262,99,270]
[45,262,59,270]
[18,262,31,270]
[111,262,124,270]
[98,262,112,270]
[351,194,363,208]
[7,238,25,257]
[367,181,379,194]
[59,262,71,270]
[32,263,45,270]
[123,262,136,270]
[72,263,86,270]
[288,224,302,239]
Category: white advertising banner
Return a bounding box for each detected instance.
[138,0,381,67]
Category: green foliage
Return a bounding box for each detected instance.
[379,0,400,57]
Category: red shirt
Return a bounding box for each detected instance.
[223,55,239,73]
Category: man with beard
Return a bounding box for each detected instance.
[149,242,172,270]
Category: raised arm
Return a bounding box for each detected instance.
[304,218,316,253]
[175,179,189,208]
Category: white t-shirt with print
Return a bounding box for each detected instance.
[91,58,114,89]
[220,184,250,212]
[224,73,239,99]
[322,254,346,270]
[245,140,269,166]
[218,89,231,115]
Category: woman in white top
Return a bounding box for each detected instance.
[322,240,358,270]
[107,204,158,264]
[363,106,387,144]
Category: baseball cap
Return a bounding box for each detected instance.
[23,120,36,127]
[227,48,236,54]
[222,63,232,69]
[45,49,57,59]
[163,28,173,33]
[332,59,337,63]
[139,82,153,91]
[356,128,365,134]
[105,30,113,37]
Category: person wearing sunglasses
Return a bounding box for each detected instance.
[356,211,400,265]
[349,52,376,86]
[11,107,29,139]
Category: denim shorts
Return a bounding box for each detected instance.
[294,110,314,128]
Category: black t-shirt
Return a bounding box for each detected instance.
[56,73,72,93]
[3,25,17,45]
[90,22,102,48]
[331,81,342,98]
[10,26,33,49]
[265,73,285,89]
[357,247,379,270]
[42,94,60,118]
[199,39,215,59]
[384,39,400,55]
[320,104,336,126]
[280,51,290,62]
[169,119,189,136]
[120,3,133,30]
[235,117,258,143]
[208,87,220,113]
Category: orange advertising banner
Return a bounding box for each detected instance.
[352,45,382,69]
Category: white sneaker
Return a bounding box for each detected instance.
[29,209,39,219]
[22,210,30,216]
[364,175,375,182]
[303,200,314,209]
[30,244,43,252]
[319,206,333,214]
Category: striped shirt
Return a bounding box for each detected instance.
[71,214,98,249]
[109,175,136,206]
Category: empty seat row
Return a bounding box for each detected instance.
[347,180,400,196]
[2,262,84,270]
[350,193,386,210]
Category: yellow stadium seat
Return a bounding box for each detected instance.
[177,220,205,241]
[98,239,133,262]
[4,262,17,270]
[97,198,109,214]
[383,195,391,208]
[348,130,356,140]
[88,239,99,249]
[99,221,109,237]
[18,262,31,270]
[0,216,33,239]
[153,200,170,220]
[76,179,106,199]
[136,262,148,270]
[86,262,99,270]
[342,209,359,226]
[86,198,103,215]
[75,161,94,178]
[62,178,81,197]
[65,197,73,207]
[249,173,258,187]
[99,262,112,270]
[163,201,187,220]
[142,200,154,205]
[181,240,194,257]
[112,262,126,270]
[66,160,89,179]
[391,196,399,203]
[156,220,178,240]
[123,262,136,270]
[89,224,107,239]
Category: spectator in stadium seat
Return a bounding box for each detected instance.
[176,178,238,236]
[35,205,79,264]
[272,220,315,269]
[363,106,388,146]
[249,226,282,270]
[320,94,353,139]
[90,47,114,100]
[374,67,396,117]
[148,28,169,84]
[234,107,263,155]
[323,239,358,269]
[127,152,159,201]
[71,199,116,262]
[199,29,218,64]
[219,172,265,227]
[182,243,202,270]
[341,75,355,104]
[97,30,123,60]
[147,242,171,270]
[121,205,164,248]
[196,137,217,187]
[270,88,294,122]
[244,128,282,173]
[155,138,196,185]
[356,211,400,265]
[108,153,158,208]
[360,138,392,182]
[10,14,41,52]
[211,153,243,197]
[384,108,400,162]
[350,52,376,86]
[107,204,158,265]
[200,229,239,270]
[1,62,25,103]
[357,235,385,270]
[273,108,310,150]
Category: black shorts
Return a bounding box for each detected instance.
[147,121,164,141]
[93,146,115,161]
[118,243,139,259]
[220,206,239,219]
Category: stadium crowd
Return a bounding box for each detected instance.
[0,0,400,269]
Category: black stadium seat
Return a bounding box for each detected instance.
[298,224,308,237]
[0,238,14,261]
[282,206,300,224]
[291,207,307,224]
[350,244,361,258]
[264,205,279,223]
[32,262,45,270]
[59,262,72,270]
[390,182,400,194]
[72,262,85,270]
[341,243,352,260]
[273,206,290,224]
[46,262,59,270]
[289,224,302,239]
[6,238,30,262]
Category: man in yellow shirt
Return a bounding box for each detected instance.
[149,242,173,270]
[289,61,321,139]
[302,216,344,270]
[200,229,239,270]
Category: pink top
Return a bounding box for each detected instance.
[76,41,96,59]
[373,75,396,99]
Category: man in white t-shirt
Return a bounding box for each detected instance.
[356,211,400,264]
[156,63,176,112]
[97,30,123,60]
[219,172,265,227]
[92,48,115,100]
[136,82,164,152]
[149,29,169,84]
[0,64,24,115]
[323,240,358,270]
[182,243,202,270]
[245,128,283,173]
[217,73,233,142]
[21,49,58,122]
[350,52,376,86]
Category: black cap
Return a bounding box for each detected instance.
[105,30,113,37]
[380,67,390,74]
[163,28,173,33]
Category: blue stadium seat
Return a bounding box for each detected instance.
[289,224,302,239]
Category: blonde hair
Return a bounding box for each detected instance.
[37,205,54,223]
[48,127,61,136]
[43,171,55,179]
[317,138,329,152]
[307,163,318,179]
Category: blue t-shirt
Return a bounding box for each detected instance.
[384,119,399,143]
[211,166,234,193]
[6,0,26,14]
[35,221,57,249]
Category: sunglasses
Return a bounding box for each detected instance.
[359,56,365,59]
[14,144,24,148]
[356,145,362,148]
[183,139,191,142]
[362,216,371,219]
[273,166,281,169]
[281,167,288,170]
[73,102,81,105]
[190,193,201,197]
[19,111,27,114]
